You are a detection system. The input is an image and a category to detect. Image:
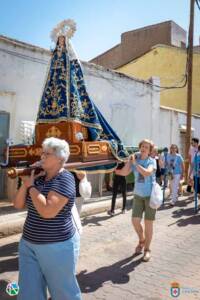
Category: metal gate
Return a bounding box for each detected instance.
[0,111,10,199]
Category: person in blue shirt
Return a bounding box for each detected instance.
[189,144,200,195]
[166,144,184,206]
[115,139,156,262]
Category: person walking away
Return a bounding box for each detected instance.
[167,144,184,206]
[108,162,127,216]
[115,139,156,262]
[159,147,168,188]
[151,146,162,185]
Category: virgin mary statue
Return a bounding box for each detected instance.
[36,19,127,159]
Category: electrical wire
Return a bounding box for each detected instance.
[146,1,199,93]
[146,44,189,92]
[196,0,200,10]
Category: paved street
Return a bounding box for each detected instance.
[0,196,200,300]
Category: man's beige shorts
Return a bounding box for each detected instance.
[132,195,156,220]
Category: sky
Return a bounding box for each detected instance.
[0,0,200,61]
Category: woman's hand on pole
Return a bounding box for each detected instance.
[129,154,136,165]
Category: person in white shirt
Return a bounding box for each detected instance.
[71,172,92,235]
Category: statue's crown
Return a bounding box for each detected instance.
[50,19,76,43]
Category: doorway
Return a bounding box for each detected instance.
[0,111,10,199]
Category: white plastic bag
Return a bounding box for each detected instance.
[149,182,163,209]
[71,204,83,235]
[79,176,92,199]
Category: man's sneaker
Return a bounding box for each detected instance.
[107,210,115,216]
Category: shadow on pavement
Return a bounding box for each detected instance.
[168,206,200,227]
[0,242,18,258]
[172,207,198,218]
[82,214,115,226]
[158,203,174,211]
[0,205,25,216]
[0,242,18,273]
[77,254,142,293]
[159,197,194,211]
[0,257,18,274]
[174,198,194,207]
[175,215,200,226]
[82,204,132,227]
[0,206,17,215]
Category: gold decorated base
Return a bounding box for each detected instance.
[7,140,114,167]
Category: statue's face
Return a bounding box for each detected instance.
[58,36,65,47]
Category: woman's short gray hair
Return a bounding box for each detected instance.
[42,137,70,163]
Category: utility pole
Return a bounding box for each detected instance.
[185,0,195,179]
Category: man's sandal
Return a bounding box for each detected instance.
[135,239,145,254]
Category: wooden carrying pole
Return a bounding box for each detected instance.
[7,159,118,179]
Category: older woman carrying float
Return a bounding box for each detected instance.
[115,139,156,262]
[14,137,82,300]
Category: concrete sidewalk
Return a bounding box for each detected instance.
[0,193,134,238]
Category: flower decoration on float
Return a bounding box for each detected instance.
[50,19,77,43]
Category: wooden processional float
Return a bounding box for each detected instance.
[1,19,125,179]
[3,121,118,179]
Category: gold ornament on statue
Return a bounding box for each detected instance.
[50,19,76,43]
